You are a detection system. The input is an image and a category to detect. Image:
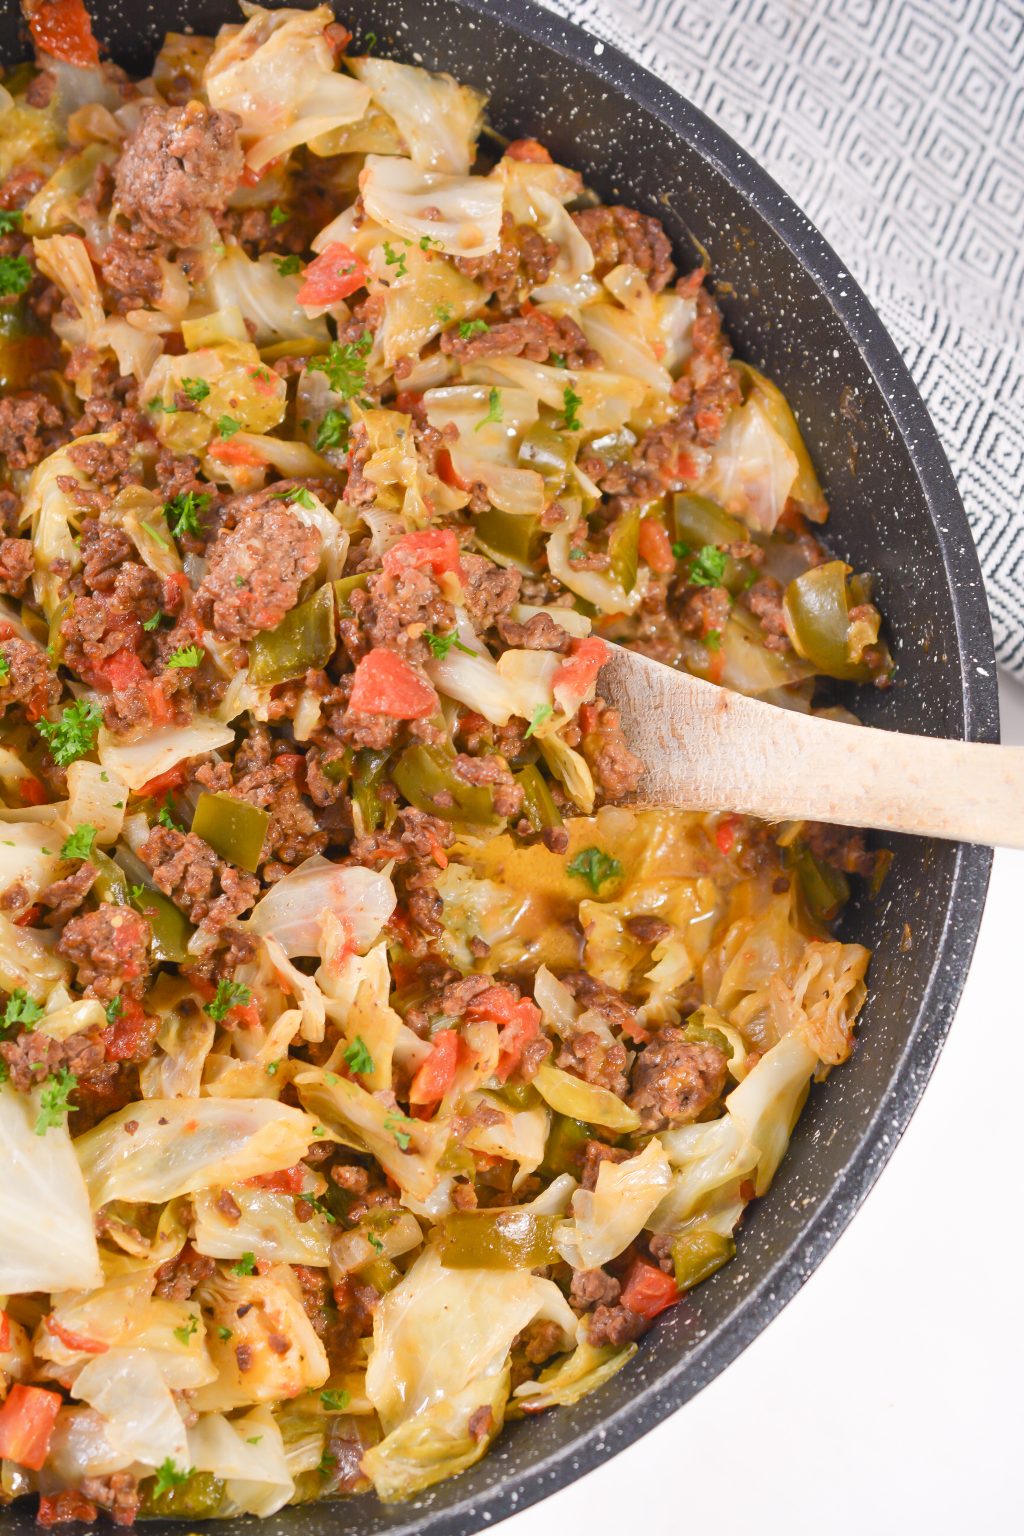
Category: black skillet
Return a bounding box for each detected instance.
[0,2,998,1532]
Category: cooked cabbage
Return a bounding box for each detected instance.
[246,856,396,957]
[96,717,237,792]
[294,1065,448,1204]
[188,1408,293,1517]
[193,1265,329,1412]
[555,1136,671,1270]
[206,245,330,345]
[359,155,503,258]
[193,1185,334,1266]
[73,1349,190,1470]
[350,57,485,175]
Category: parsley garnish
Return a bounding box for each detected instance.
[181,377,210,404]
[671,541,690,560]
[316,409,349,453]
[166,644,204,669]
[317,1450,338,1479]
[147,398,177,414]
[35,1069,77,1134]
[704,628,723,652]
[310,330,372,401]
[274,254,303,276]
[305,1194,337,1224]
[2,990,43,1033]
[173,1315,199,1346]
[0,210,23,235]
[0,255,32,297]
[156,797,182,832]
[265,1059,280,1075]
[152,1460,193,1499]
[60,823,96,861]
[524,702,552,738]
[560,385,583,432]
[285,485,315,509]
[458,318,489,339]
[232,1252,257,1276]
[217,1325,233,1341]
[383,241,409,279]
[343,1036,375,1075]
[164,489,210,539]
[367,1232,384,1254]
[689,545,728,587]
[567,846,624,893]
[320,1389,350,1412]
[37,701,101,767]
[418,233,441,250]
[0,654,9,682]
[270,205,288,227]
[551,352,567,368]
[207,979,252,1023]
[364,30,377,50]
[435,303,453,325]
[142,609,164,632]
[216,415,241,439]
[105,996,122,1026]
[383,1113,413,1151]
[474,387,503,431]
[140,520,170,550]
[422,629,477,660]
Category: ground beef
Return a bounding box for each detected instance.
[0,392,65,470]
[36,1492,98,1526]
[556,1028,629,1096]
[64,436,141,502]
[58,905,153,1003]
[0,637,61,717]
[98,232,164,313]
[579,699,644,804]
[153,1244,216,1300]
[741,576,790,652]
[580,1138,630,1191]
[345,564,453,663]
[561,970,642,1037]
[626,913,672,946]
[452,753,523,818]
[0,1026,106,1093]
[586,1302,647,1348]
[194,501,320,642]
[570,1266,622,1311]
[138,826,260,930]
[37,862,97,925]
[0,538,35,598]
[113,100,243,246]
[804,821,878,880]
[572,205,675,292]
[25,68,56,109]
[627,1027,728,1131]
[455,213,559,307]
[513,1318,566,1366]
[324,1276,377,1370]
[495,612,572,652]
[441,312,598,367]
[79,1473,140,1528]
[194,732,327,876]
[675,582,732,639]
[460,552,522,629]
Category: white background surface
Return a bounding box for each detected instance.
[510,674,1023,1536]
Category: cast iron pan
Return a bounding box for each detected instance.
[0,1,1000,1531]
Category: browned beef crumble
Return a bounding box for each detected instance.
[627,1027,729,1131]
[579,699,644,803]
[193,502,320,642]
[138,827,261,930]
[0,538,36,598]
[572,205,676,292]
[58,905,153,1002]
[113,100,244,246]
[455,213,559,306]
[441,312,598,367]
[0,391,65,470]
[0,637,61,717]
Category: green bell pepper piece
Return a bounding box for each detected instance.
[392,743,501,827]
[494,1079,541,1111]
[671,493,755,593]
[249,582,336,687]
[787,841,850,924]
[352,747,391,833]
[607,506,641,594]
[475,506,544,567]
[360,1255,402,1293]
[90,849,130,906]
[670,1229,736,1292]
[518,421,574,492]
[782,561,876,683]
[515,763,563,835]
[539,1113,592,1179]
[140,1471,225,1520]
[438,1209,560,1270]
[191,790,269,874]
[130,884,194,964]
[683,1010,734,1059]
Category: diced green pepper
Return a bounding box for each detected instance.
[782,561,877,682]
[191,791,269,874]
[539,1113,592,1179]
[140,1471,225,1519]
[128,883,194,963]
[732,361,826,520]
[352,747,391,833]
[607,506,641,594]
[360,1255,402,1293]
[90,849,130,906]
[670,1229,736,1292]
[249,582,336,687]
[515,764,564,835]
[494,1079,541,1111]
[392,743,501,827]
[438,1209,560,1270]
[518,421,574,492]
[787,842,850,924]
[683,1010,733,1059]
[46,596,70,666]
[333,573,372,618]
[475,506,544,567]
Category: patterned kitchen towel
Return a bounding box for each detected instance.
[539,0,1024,676]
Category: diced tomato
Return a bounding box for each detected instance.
[229,1000,261,1030]
[207,438,267,467]
[715,815,738,856]
[637,517,676,574]
[620,1258,680,1320]
[136,764,187,800]
[394,390,423,415]
[348,648,438,719]
[14,905,42,927]
[382,528,464,582]
[247,365,279,398]
[465,985,541,1083]
[505,138,553,163]
[103,998,154,1063]
[408,1029,460,1108]
[435,447,472,491]
[0,1384,62,1471]
[19,775,46,807]
[0,1312,9,1351]
[552,637,609,707]
[27,0,100,68]
[162,570,191,611]
[247,1164,306,1193]
[37,1491,99,1527]
[296,241,369,306]
[45,1316,108,1355]
[94,646,148,692]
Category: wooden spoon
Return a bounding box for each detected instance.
[597,644,1023,848]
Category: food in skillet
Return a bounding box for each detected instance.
[0,1,893,1520]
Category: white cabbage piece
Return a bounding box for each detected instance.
[193,1185,334,1266]
[47,1408,135,1485]
[554,1137,671,1271]
[0,821,65,906]
[0,1082,103,1294]
[700,393,799,535]
[22,435,118,618]
[188,1407,293,1517]
[424,612,556,726]
[532,1061,641,1133]
[0,911,69,999]
[193,1265,329,1412]
[96,717,236,792]
[579,303,674,395]
[139,991,216,1099]
[363,1245,575,1499]
[350,57,485,174]
[32,235,161,383]
[39,1270,216,1390]
[206,244,329,344]
[205,4,370,172]
[246,855,396,958]
[65,760,129,846]
[547,514,644,616]
[144,339,287,439]
[461,1095,549,1190]
[75,1098,326,1207]
[319,941,401,1091]
[359,154,503,258]
[294,1065,448,1204]
[73,1349,189,1470]
[512,1334,635,1413]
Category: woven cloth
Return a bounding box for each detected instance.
[539,0,1024,676]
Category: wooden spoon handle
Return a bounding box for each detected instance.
[600,648,1021,848]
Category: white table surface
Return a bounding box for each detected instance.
[509,673,1023,1536]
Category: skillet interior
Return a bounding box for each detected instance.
[0,2,998,1531]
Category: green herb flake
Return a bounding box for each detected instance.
[37,700,101,768]
[140,520,171,550]
[147,398,177,414]
[316,409,349,453]
[320,1388,350,1412]
[458,318,489,339]
[105,996,123,1026]
[152,1460,193,1499]
[524,702,552,738]
[561,385,583,431]
[246,1435,263,1445]
[173,1315,199,1347]
[142,609,164,632]
[0,211,23,235]
[0,255,32,298]
[305,1194,337,1225]
[286,485,316,509]
[265,1059,281,1076]
[2,990,43,1034]
[310,330,372,401]
[317,1450,338,1479]
[60,823,96,861]
[166,644,205,670]
[551,352,567,368]
[566,845,624,893]
[422,629,477,660]
[274,254,303,276]
[382,240,409,279]
[342,1035,375,1075]
[231,1252,257,1276]
[207,979,252,1023]
[181,377,211,404]
[164,489,210,539]
[689,545,728,587]
[474,387,503,431]
[269,205,289,227]
[156,798,182,832]
[217,1325,233,1341]
[0,654,9,683]
[704,628,723,652]
[216,415,242,440]
[434,303,453,326]
[671,541,691,560]
[383,1113,414,1151]
[35,1069,77,1135]
[418,233,441,251]
[367,1232,384,1254]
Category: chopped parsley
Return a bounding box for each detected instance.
[551,352,567,368]
[560,385,583,432]
[166,644,204,669]
[274,253,303,276]
[317,1450,338,1479]
[151,1460,193,1499]
[305,1194,337,1224]
[423,629,477,660]
[689,545,728,587]
[216,414,241,439]
[382,240,408,279]
[0,655,9,682]
[285,485,315,509]
[217,1325,233,1341]
[320,1389,350,1412]
[524,702,552,738]
[156,797,182,832]
[35,1069,77,1135]
[704,628,723,652]
[458,318,489,338]
[0,210,23,235]
[173,1315,199,1347]
[364,30,377,50]
[164,489,210,539]
[342,1035,375,1075]
[181,377,210,404]
[2,990,43,1034]
[207,979,252,1023]
[383,1113,414,1151]
[671,540,691,560]
[567,845,624,893]
[0,255,32,298]
[105,996,123,1026]
[147,398,177,414]
[270,205,289,227]
[367,1232,384,1254]
[418,233,442,250]
[310,330,372,401]
[265,1060,281,1075]
[37,700,101,767]
[316,409,349,453]
[434,303,453,326]
[142,609,164,632]
[60,823,96,861]
[246,1436,263,1446]
[474,387,503,431]
[232,1252,257,1276]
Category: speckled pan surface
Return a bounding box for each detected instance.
[0,0,999,1531]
